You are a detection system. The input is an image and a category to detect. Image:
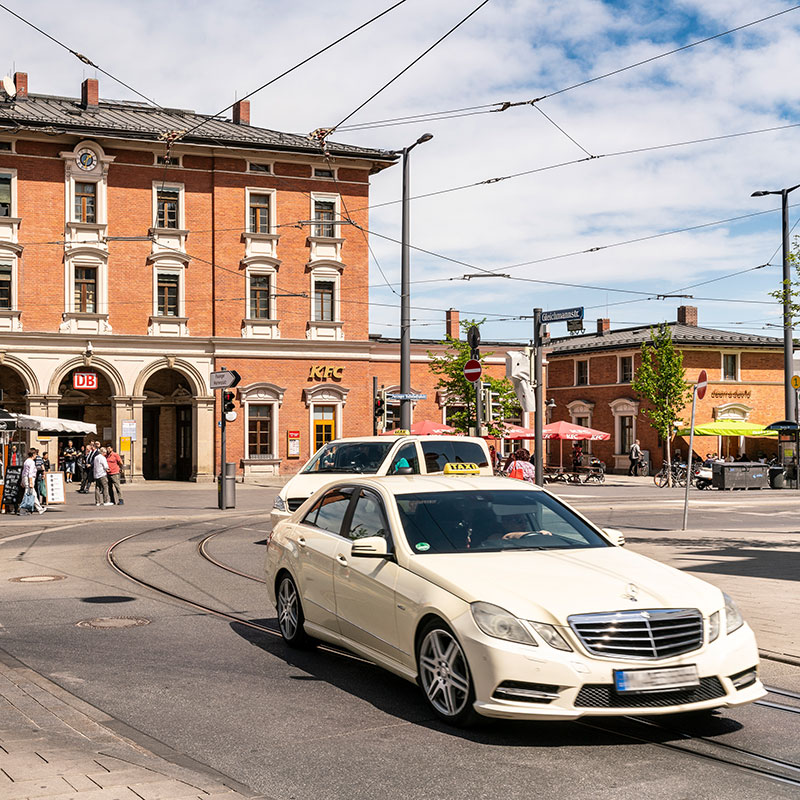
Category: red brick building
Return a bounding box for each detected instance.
[0,74,512,481]
[545,306,784,472]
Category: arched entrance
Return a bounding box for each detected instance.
[142,368,195,481]
[0,364,28,414]
[57,368,114,446]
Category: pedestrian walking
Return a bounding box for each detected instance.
[62,440,78,483]
[105,444,125,505]
[34,449,48,507]
[628,438,642,476]
[20,449,45,515]
[79,443,96,493]
[93,446,112,506]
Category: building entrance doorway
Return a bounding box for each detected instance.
[142,369,195,481]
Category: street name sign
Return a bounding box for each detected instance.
[210,369,242,390]
[463,359,482,383]
[696,370,708,400]
[541,307,584,323]
[386,393,427,401]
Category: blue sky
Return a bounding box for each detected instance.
[3,0,799,342]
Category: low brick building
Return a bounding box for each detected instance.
[546,307,784,472]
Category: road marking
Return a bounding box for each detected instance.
[0,523,84,544]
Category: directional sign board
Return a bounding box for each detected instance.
[386,393,427,401]
[210,369,242,390]
[696,369,708,400]
[541,307,584,324]
[463,359,482,383]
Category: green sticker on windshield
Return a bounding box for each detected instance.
[415,542,431,552]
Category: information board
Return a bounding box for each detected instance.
[2,465,22,507]
[45,472,66,504]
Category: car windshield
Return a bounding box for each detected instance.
[395,490,610,553]
[301,442,394,474]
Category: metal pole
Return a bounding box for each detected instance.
[400,146,412,431]
[218,388,226,510]
[681,386,698,531]
[372,376,378,436]
[534,308,544,486]
[475,379,482,436]
[782,189,795,422]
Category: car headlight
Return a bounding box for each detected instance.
[471,602,537,646]
[708,611,720,642]
[272,495,286,512]
[529,622,572,652]
[724,593,744,634]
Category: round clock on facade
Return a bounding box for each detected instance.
[76,149,97,171]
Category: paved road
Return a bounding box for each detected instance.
[1,480,799,799]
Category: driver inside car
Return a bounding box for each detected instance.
[477,512,553,549]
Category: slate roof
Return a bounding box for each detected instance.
[0,93,395,163]
[549,322,782,355]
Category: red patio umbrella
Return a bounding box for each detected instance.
[497,423,537,440]
[542,420,611,468]
[380,420,457,435]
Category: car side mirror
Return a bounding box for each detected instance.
[351,536,392,558]
[393,466,414,475]
[602,528,625,547]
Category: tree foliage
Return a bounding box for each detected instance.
[632,323,691,465]
[768,235,800,330]
[427,319,519,437]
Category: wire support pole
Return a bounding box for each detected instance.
[534,308,544,487]
[400,145,412,431]
[781,189,796,422]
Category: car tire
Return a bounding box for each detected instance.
[276,573,313,648]
[416,620,477,727]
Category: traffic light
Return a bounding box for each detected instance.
[482,383,502,423]
[223,390,236,414]
[374,393,385,421]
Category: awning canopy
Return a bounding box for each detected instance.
[542,420,611,441]
[12,414,97,435]
[676,420,777,438]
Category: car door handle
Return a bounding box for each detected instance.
[336,554,348,566]
[297,536,307,547]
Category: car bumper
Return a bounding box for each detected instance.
[454,617,765,721]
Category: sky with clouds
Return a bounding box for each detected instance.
[3,0,799,342]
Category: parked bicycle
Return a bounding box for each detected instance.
[654,461,687,488]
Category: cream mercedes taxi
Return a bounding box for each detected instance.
[265,467,764,726]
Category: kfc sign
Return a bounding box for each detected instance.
[73,372,98,390]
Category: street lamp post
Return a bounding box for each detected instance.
[752,183,800,421]
[398,133,433,430]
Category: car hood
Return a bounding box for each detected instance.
[281,473,370,501]
[406,547,722,625]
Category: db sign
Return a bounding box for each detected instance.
[73,372,98,390]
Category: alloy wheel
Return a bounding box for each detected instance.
[418,628,471,718]
[277,577,299,640]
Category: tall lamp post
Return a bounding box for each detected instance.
[752,182,800,421]
[396,133,433,430]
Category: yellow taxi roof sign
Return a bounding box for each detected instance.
[393,429,410,436]
[443,462,481,475]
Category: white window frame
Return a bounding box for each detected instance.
[0,256,17,310]
[303,384,349,452]
[721,352,739,382]
[310,192,340,238]
[0,167,18,216]
[71,178,100,224]
[575,359,589,386]
[68,257,108,315]
[0,139,15,153]
[152,181,185,230]
[247,161,272,174]
[313,166,336,180]
[245,402,277,460]
[152,265,185,318]
[618,354,634,384]
[609,397,640,456]
[310,268,340,322]
[153,153,183,167]
[245,187,277,235]
[245,265,277,320]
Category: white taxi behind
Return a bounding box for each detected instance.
[265,469,764,726]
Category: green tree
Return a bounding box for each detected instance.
[427,319,519,437]
[769,235,800,331]
[632,323,691,484]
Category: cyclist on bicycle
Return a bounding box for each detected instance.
[628,439,642,476]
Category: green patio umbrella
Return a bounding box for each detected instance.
[675,420,777,437]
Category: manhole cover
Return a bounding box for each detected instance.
[76,617,150,629]
[10,575,65,583]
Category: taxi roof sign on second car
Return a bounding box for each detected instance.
[443,462,481,474]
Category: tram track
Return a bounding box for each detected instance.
[109,521,800,790]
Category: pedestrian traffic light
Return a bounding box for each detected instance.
[223,390,236,413]
[374,394,385,421]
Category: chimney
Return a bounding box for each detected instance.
[232,99,250,125]
[81,78,99,109]
[446,308,460,339]
[677,305,698,327]
[13,72,27,100]
[596,318,611,336]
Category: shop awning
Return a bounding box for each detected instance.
[12,414,97,435]
[676,420,777,437]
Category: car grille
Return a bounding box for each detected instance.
[574,677,725,708]
[568,609,703,660]
[287,498,306,512]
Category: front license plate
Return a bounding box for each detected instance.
[614,665,700,694]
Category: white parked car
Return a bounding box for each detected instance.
[265,470,764,725]
[270,435,493,529]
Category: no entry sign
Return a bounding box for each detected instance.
[463,359,482,383]
[73,372,98,390]
[696,369,708,400]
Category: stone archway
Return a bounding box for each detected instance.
[0,363,31,414]
[56,367,115,446]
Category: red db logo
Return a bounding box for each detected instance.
[73,372,98,390]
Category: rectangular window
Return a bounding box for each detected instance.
[620,416,634,454]
[156,155,178,165]
[74,182,97,223]
[248,162,271,173]
[74,266,97,313]
[156,188,180,228]
[576,360,589,386]
[249,193,271,234]
[723,353,738,381]
[0,263,12,309]
[0,142,11,152]
[249,274,271,319]
[0,174,10,217]
[157,273,179,317]
[619,356,634,383]
[313,200,336,238]
[248,405,273,458]
[314,168,334,178]
[314,405,336,450]
[314,280,335,321]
